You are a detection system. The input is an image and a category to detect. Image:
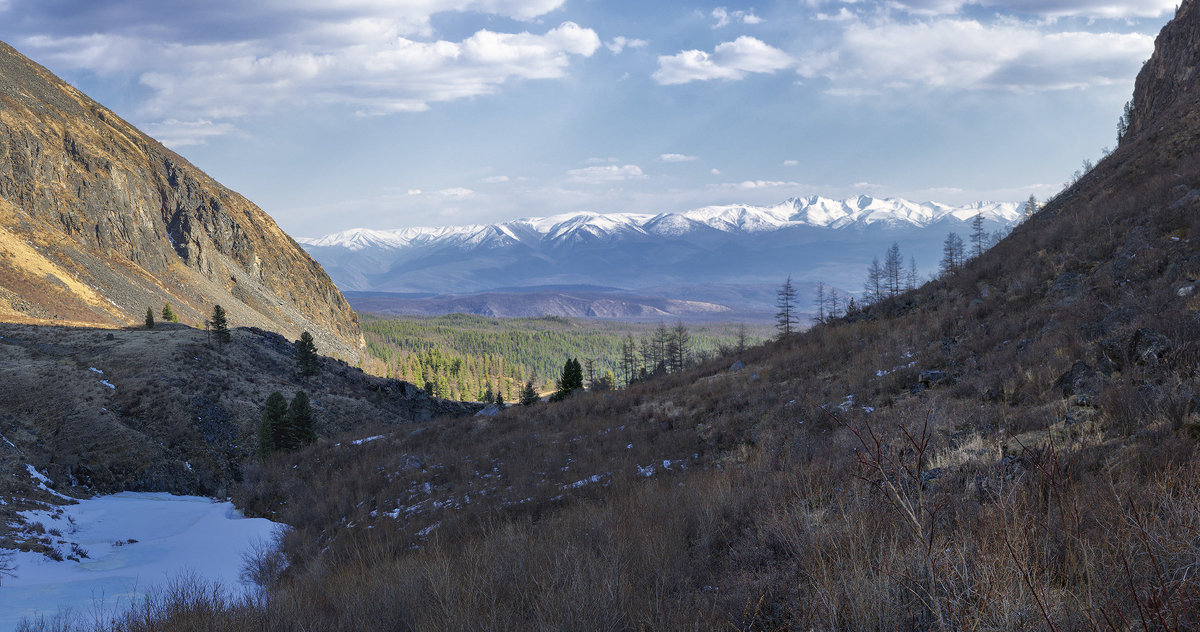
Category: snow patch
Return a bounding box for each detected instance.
[0,492,283,632]
[350,435,384,446]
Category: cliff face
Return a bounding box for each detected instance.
[0,41,363,359]
[1127,0,1200,139]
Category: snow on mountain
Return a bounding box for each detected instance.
[299,196,1021,251]
[298,196,1024,298]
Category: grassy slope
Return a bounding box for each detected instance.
[72,110,1200,628]
[17,14,1200,631]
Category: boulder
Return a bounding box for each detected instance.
[1052,361,1103,405]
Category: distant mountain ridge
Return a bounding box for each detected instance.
[303,195,1020,251]
[300,196,1022,307]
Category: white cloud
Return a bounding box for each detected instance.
[815,7,857,21]
[19,17,598,139]
[714,179,801,189]
[586,156,621,164]
[605,36,649,54]
[659,153,699,162]
[566,164,647,183]
[408,189,423,195]
[142,118,237,148]
[799,19,1154,93]
[711,168,722,175]
[439,187,475,198]
[481,175,510,183]
[711,7,764,28]
[782,159,799,166]
[884,0,1174,18]
[653,36,793,85]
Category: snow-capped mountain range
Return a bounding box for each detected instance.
[300,195,1023,318]
[303,195,1020,252]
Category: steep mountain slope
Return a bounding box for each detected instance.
[301,197,1021,294]
[0,42,362,359]
[64,2,1200,630]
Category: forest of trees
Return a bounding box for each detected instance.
[361,314,769,400]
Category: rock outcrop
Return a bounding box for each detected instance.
[1126,0,1200,139]
[0,41,363,359]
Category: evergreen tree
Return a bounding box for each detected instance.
[284,391,316,451]
[294,331,319,377]
[970,213,986,259]
[1024,194,1038,221]
[521,379,538,406]
[483,381,494,404]
[495,392,504,407]
[425,381,435,397]
[776,276,797,335]
[211,305,231,346]
[736,323,749,353]
[257,392,288,458]
[552,358,584,401]
[145,307,155,329]
[161,303,178,323]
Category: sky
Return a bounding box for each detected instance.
[0,0,1175,237]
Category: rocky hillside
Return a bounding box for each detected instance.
[1127,0,1199,137]
[0,41,362,360]
[0,323,477,510]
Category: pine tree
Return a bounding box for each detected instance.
[777,276,797,335]
[295,331,319,377]
[257,392,288,458]
[495,392,504,407]
[521,379,538,405]
[484,381,494,404]
[1024,194,1038,221]
[211,305,231,347]
[552,358,584,401]
[145,307,155,329]
[284,391,316,451]
[161,303,178,323]
[736,323,749,353]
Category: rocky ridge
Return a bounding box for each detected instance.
[0,41,362,359]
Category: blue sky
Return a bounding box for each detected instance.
[0,0,1173,236]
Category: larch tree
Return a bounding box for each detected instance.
[940,232,965,276]
[970,213,986,259]
[884,242,903,297]
[864,257,884,304]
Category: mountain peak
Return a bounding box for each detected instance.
[0,40,363,357]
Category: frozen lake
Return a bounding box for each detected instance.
[0,492,282,631]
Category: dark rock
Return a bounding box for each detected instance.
[1053,361,1103,400]
[919,370,951,387]
[1129,328,1172,366]
[729,360,746,371]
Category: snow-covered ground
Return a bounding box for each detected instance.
[0,492,283,631]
